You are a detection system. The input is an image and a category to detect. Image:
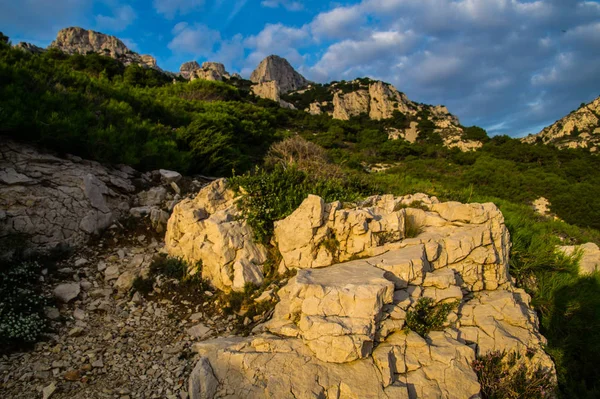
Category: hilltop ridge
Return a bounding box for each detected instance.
[522,96,600,152]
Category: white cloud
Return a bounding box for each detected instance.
[310,5,365,40]
[243,23,310,67]
[311,30,417,80]
[95,5,136,32]
[168,23,221,57]
[153,0,204,19]
[261,0,304,11]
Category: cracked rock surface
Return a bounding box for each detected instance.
[0,140,136,249]
[184,194,556,398]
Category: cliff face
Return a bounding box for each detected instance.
[250,55,309,94]
[49,27,159,70]
[522,96,600,152]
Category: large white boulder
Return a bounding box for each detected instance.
[165,179,268,292]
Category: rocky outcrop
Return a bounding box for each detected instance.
[0,140,136,249]
[368,81,413,119]
[0,141,187,251]
[14,42,45,54]
[182,192,555,398]
[522,96,600,152]
[251,81,295,109]
[165,179,268,292]
[293,79,482,152]
[180,61,231,81]
[49,27,159,70]
[250,55,309,94]
[332,89,370,120]
[532,197,552,217]
[558,242,600,274]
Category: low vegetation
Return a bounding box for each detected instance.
[473,350,556,399]
[405,297,458,337]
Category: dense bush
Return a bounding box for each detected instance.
[0,43,277,175]
[229,165,371,243]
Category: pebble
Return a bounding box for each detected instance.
[73,308,86,320]
[64,370,81,381]
[42,382,57,399]
[74,258,89,267]
[44,307,61,320]
[68,327,85,337]
[98,261,107,272]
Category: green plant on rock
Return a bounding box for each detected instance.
[0,260,48,351]
[405,297,458,337]
[473,350,556,399]
[404,214,423,239]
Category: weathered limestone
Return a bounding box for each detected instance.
[0,140,135,249]
[523,96,600,152]
[50,27,160,70]
[250,55,309,94]
[558,242,600,274]
[165,179,268,292]
[250,81,295,109]
[180,61,232,81]
[185,192,554,398]
[192,335,408,399]
[274,194,411,270]
[532,197,552,216]
[458,289,555,372]
[266,262,395,363]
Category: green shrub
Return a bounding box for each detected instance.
[149,255,188,280]
[0,260,48,351]
[229,165,369,243]
[473,350,556,399]
[405,297,457,337]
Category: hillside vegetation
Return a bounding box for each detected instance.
[1,37,600,397]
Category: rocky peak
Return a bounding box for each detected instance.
[49,27,159,70]
[13,42,45,54]
[522,96,600,153]
[250,55,309,94]
[179,60,230,81]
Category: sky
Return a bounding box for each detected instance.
[1,0,600,137]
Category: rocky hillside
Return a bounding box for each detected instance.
[47,27,160,70]
[283,78,483,151]
[522,96,600,152]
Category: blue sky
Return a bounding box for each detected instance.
[1,0,600,137]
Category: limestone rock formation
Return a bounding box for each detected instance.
[0,140,136,249]
[251,81,295,109]
[558,242,600,274]
[49,27,160,70]
[179,61,201,80]
[14,42,45,54]
[165,179,268,292]
[183,192,555,398]
[289,79,482,152]
[180,61,231,81]
[250,55,309,94]
[522,96,600,152]
[532,197,552,217]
